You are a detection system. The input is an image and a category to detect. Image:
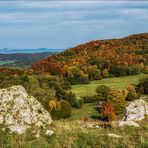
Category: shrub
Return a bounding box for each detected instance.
[74,99,83,108]
[50,102,62,120]
[136,78,148,94]
[143,66,148,74]
[130,65,141,75]
[110,65,126,77]
[88,68,102,80]
[50,100,71,119]
[63,91,77,107]
[31,88,55,110]
[126,90,139,101]
[67,72,89,85]
[60,100,72,118]
[96,85,111,101]
[49,100,58,111]
[61,79,71,90]
[110,65,141,76]
[82,95,99,103]
[122,89,129,98]
[126,85,139,101]
[107,89,127,115]
[102,69,109,78]
[101,101,116,121]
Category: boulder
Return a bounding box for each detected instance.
[124,99,148,121]
[0,85,52,135]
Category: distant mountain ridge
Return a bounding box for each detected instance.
[0,48,63,54]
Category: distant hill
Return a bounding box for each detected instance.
[32,33,148,78]
[0,52,56,68]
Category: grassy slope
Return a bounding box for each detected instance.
[72,73,148,98]
[1,101,148,147]
[0,74,148,147]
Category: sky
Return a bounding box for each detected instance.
[0,1,148,49]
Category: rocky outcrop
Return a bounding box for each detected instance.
[124,99,148,121]
[110,99,148,128]
[0,85,52,135]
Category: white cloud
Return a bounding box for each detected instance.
[0,1,147,48]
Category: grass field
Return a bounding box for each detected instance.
[0,60,15,66]
[72,74,148,98]
[1,102,148,147]
[69,103,99,121]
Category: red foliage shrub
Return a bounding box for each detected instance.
[101,101,116,121]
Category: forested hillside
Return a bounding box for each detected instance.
[32,33,148,84]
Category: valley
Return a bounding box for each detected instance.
[0,52,56,68]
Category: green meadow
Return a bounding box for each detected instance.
[71,74,148,98]
[0,61,15,66]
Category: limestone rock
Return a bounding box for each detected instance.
[45,130,54,136]
[124,99,148,121]
[0,85,52,134]
[118,121,140,127]
[108,133,122,138]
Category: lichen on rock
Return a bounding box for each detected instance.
[0,85,53,135]
[124,99,148,121]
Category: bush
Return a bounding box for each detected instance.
[61,79,71,90]
[110,65,126,77]
[143,66,148,74]
[67,72,90,85]
[96,85,111,101]
[129,66,141,75]
[102,69,109,78]
[82,95,99,103]
[110,65,141,77]
[63,91,77,107]
[31,88,55,110]
[136,78,148,94]
[74,99,83,108]
[101,101,116,121]
[50,103,62,120]
[126,90,139,101]
[49,100,58,111]
[50,100,71,119]
[88,69,102,80]
[60,100,72,118]
[122,89,129,98]
[107,89,127,115]
[125,85,139,101]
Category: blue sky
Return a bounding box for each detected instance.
[0,1,148,49]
